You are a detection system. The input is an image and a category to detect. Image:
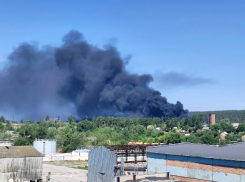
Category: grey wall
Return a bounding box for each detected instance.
[88,146,117,182]
[0,157,43,181]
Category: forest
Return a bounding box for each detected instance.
[0,114,245,153]
[190,110,245,123]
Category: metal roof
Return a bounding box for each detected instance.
[147,142,245,161]
[0,146,43,158]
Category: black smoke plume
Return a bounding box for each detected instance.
[0,30,188,120]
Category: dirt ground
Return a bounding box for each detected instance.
[43,161,88,182]
[42,163,87,182]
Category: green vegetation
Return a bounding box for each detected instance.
[190,110,245,123]
[72,166,88,170]
[0,114,244,152]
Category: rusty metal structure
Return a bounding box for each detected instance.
[209,113,215,125]
[105,144,163,164]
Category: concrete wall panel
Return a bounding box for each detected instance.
[147,158,166,173]
[187,168,212,181]
[167,166,187,177]
[213,172,240,182]
[241,175,245,182]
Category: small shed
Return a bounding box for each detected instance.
[88,146,117,182]
[0,146,43,182]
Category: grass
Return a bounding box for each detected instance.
[72,166,88,170]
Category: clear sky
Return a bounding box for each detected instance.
[0,0,245,117]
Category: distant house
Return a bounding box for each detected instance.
[6,130,19,140]
[202,127,210,130]
[11,123,22,128]
[53,118,61,122]
[0,146,43,181]
[179,130,186,133]
[221,131,228,136]
[232,123,239,129]
[196,129,202,135]
[220,135,226,141]
[242,135,245,141]
[155,127,161,131]
[147,125,154,130]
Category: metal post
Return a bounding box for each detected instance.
[121,158,124,175]
[133,174,136,181]
[43,141,45,155]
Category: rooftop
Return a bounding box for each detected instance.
[147,142,245,161]
[0,146,43,158]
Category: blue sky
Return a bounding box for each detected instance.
[0,0,245,116]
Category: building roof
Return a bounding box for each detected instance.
[232,123,239,127]
[147,142,245,161]
[220,135,226,140]
[0,146,43,158]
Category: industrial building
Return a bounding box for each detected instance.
[147,143,245,182]
[0,146,43,182]
[33,139,56,154]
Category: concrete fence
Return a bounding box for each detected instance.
[43,152,89,161]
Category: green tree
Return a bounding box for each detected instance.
[167,133,183,144]
[13,136,30,146]
[210,123,221,132]
[37,122,48,139]
[77,120,95,132]
[0,132,11,140]
[0,116,6,123]
[0,123,5,131]
[200,130,219,145]
[46,115,50,121]
[68,115,76,124]
[187,134,200,143]
[46,128,58,139]
[165,119,172,130]
[220,122,234,133]
[237,123,245,132]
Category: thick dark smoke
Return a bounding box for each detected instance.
[0,30,188,120]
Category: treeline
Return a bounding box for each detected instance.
[189,110,245,123]
[0,115,244,153]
